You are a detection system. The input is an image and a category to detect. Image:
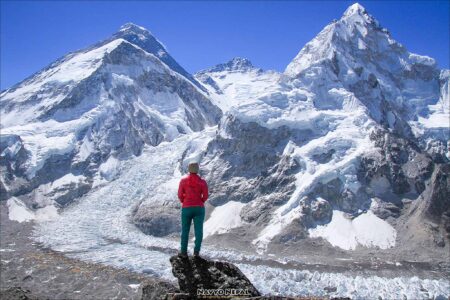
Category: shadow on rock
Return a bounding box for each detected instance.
[0,287,39,300]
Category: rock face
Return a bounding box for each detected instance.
[423,164,450,236]
[169,255,260,298]
[203,115,299,208]
[357,129,435,217]
[0,135,29,200]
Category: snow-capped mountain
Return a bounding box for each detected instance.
[0,23,221,204]
[193,3,449,253]
[285,3,448,148]
[2,2,449,276]
[195,57,281,112]
[3,3,449,298]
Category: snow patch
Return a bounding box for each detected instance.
[7,197,59,223]
[204,201,246,238]
[7,198,35,223]
[52,173,85,188]
[99,156,120,181]
[308,210,396,250]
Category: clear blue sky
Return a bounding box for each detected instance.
[1,1,449,90]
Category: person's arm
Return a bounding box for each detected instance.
[201,180,209,203]
[178,179,185,203]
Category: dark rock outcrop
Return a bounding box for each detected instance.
[425,164,450,219]
[133,204,181,237]
[203,115,302,228]
[423,163,450,236]
[0,135,30,200]
[139,281,179,300]
[0,287,39,300]
[169,255,260,298]
[364,130,435,195]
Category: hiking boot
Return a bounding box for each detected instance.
[193,250,200,257]
[178,251,188,258]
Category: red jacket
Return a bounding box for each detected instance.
[178,173,208,208]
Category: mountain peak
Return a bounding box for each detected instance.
[115,22,155,43]
[200,57,258,73]
[227,57,254,70]
[285,2,385,77]
[118,23,150,35]
[113,22,160,49]
[341,2,378,26]
[111,22,205,91]
[343,3,367,17]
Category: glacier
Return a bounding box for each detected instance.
[31,129,449,298]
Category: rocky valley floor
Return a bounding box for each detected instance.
[2,197,450,300]
[0,202,177,300]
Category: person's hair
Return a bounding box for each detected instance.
[188,162,199,174]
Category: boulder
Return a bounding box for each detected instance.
[169,255,260,298]
[139,281,179,300]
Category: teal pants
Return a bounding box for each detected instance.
[180,206,205,253]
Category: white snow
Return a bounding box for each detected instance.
[119,23,148,33]
[238,263,449,299]
[252,110,376,251]
[128,284,140,290]
[7,197,58,223]
[409,53,436,67]
[51,173,85,188]
[99,156,120,181]
[197,68,282,113]
[308,210,397,250]
[3,39,126,101]
[35,205,59,221]
[418,113,449,129]
[0,39,129,128]
[7,198,35,223]
[1,120,83,178]
[204,201,246,238]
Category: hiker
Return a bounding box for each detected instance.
[178,162,209,257]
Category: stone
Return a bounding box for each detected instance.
[0,287,39,300]
[139,281,179,300]
[169,255,260,298]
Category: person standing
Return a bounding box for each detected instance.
[178,162,208,257]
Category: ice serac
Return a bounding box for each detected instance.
[0,23,221,206]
